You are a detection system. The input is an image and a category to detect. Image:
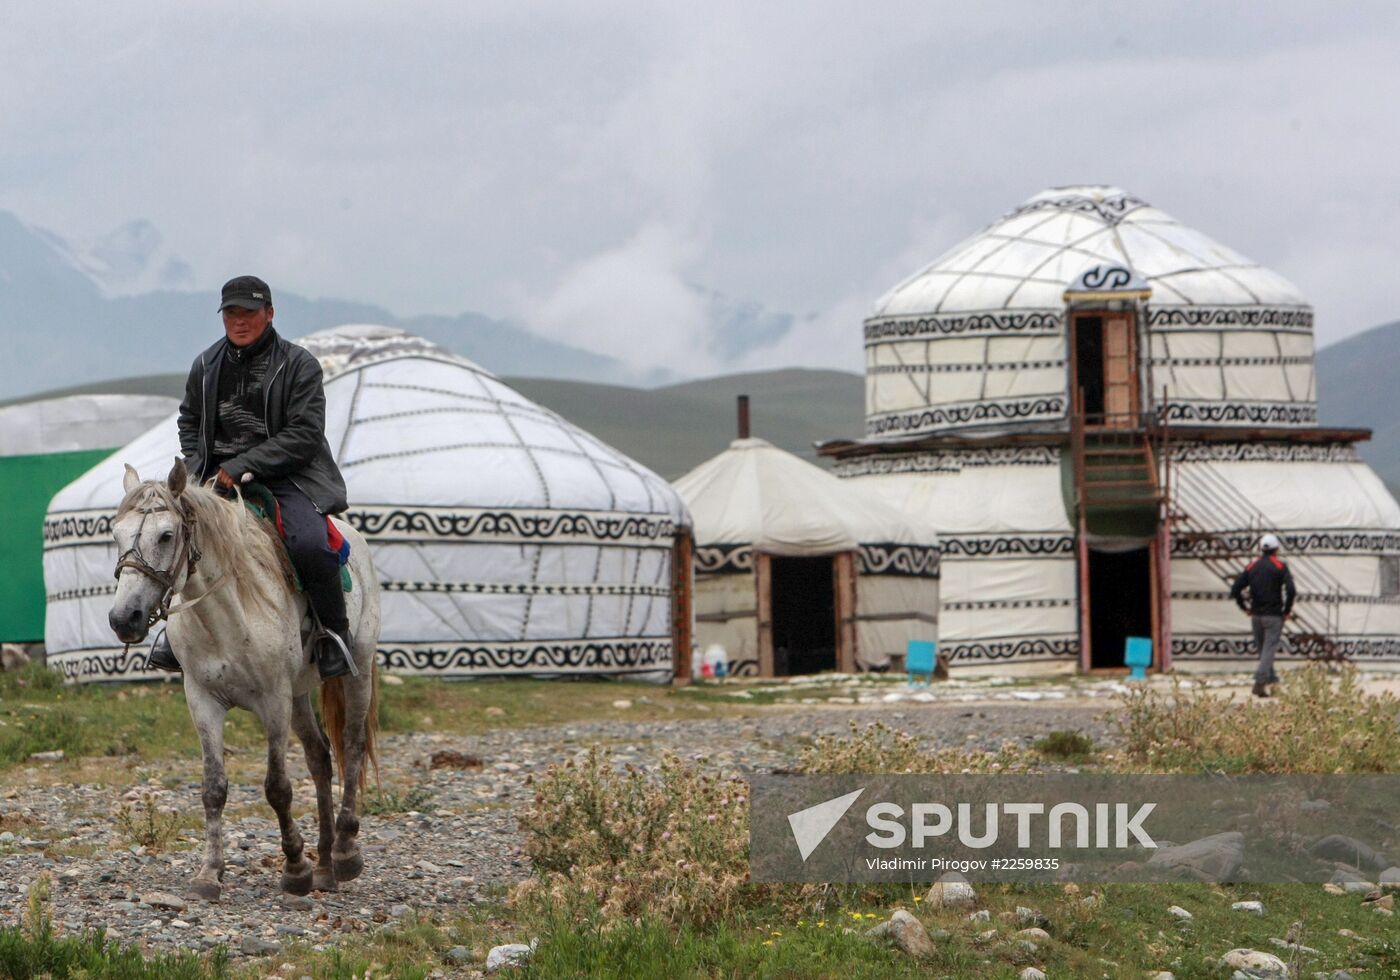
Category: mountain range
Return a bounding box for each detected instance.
[0,211,810,399]
[3,209,1398,484]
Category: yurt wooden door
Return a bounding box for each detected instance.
[1071,311,1140,426]
[755,551,856,677]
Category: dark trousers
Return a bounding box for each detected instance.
[264,477,348,633]
[1252,614,1283,685]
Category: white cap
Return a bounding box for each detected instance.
[1259,533,1281,552]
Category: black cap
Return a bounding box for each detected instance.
[218,275,273,312]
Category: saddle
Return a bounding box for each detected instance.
[239,483,352,593]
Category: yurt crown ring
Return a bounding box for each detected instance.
[113,503,202,628]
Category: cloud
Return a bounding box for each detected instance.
[525,224,715,375]
[1,2,1398,383]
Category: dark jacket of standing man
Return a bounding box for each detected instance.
[145,275,354,679]
[1230,533,1296,698]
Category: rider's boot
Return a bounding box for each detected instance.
[145,629,182,672]
[315,627,357,680]
[305,567,356,680]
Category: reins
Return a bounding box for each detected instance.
[113,496,230,651]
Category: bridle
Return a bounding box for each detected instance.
[113,501,203,632]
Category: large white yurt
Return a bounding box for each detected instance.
[674,437,939,677]
[824,186,1400,673]
[43,326,690,682]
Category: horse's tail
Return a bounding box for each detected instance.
[321,664,380,793]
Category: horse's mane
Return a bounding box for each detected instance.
[116,479,296,617]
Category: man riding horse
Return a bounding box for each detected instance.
[147,275,353,679]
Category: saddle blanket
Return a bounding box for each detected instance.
[241,483,352,592]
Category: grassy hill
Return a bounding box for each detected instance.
[3,368,865,480]
[10,318,1396,485]
[1314,320,1400,488]
[510,369,864,479]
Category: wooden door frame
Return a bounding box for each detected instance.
[670,528,694,684]
[1068,309,1142,426]
[755,552,774,677]
[1077,532,1163,674]
[756,551,852,678]
[833,551,858,673]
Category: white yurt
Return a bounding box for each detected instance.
[674,437,939,677]
[1,394,179,644]
[825,185,1400,673]
[43,326,690,682]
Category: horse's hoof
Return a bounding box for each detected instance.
[312,868,338,893]
[281,863,314,896]
[188,879,222,903]
[332,850,364,883]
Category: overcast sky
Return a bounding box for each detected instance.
[3,2,1398,378]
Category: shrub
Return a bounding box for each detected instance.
[1033,729,1096,760]
[362,784,435,815]
[112,791,182,852]
[1111,664,1400,773]
[798,721,1040,775]
[513,748,763,929]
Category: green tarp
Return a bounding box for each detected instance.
[0,449,113,642]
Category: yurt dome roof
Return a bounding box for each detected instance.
[51,324,687,521]
[673,437,936,555]
[0,394,179,456]
[873,185,1307,320]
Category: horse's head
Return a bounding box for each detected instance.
[108,458,195,644]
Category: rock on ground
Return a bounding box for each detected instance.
[924,872,976,909]
[1145,832,1244,882]
[1309,835,1390,873]
[1219,947,1287,977]
[486,941,534,972]
[865,909,935,959]
[1231,900,1266,915]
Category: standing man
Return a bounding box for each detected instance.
[146,275,354,679]
[1229,533,1296,698]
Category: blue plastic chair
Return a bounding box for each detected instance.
[1124,636,1152,681]
[907,640,937,686]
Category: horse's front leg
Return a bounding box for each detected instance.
[184,682,229,902]
[261,703,314,896]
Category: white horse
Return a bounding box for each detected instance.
[107,458,381,901]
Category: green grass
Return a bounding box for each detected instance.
[362,783,435,816]
[225,883,1399,978]
[0,922,226,979]
[0,665,746,779]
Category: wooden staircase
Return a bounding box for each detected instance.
[1070,390,1164,534]
[1071,386,1348,664]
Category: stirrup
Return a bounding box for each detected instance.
[314,627,358,679]
[145,629,182,673]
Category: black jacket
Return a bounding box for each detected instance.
[1230,554,1296,617]
[178,331,348,514]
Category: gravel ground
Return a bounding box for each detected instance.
[0,697,1117,964]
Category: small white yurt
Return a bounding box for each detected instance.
[674,436,938,677]
[43,326,690,682]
